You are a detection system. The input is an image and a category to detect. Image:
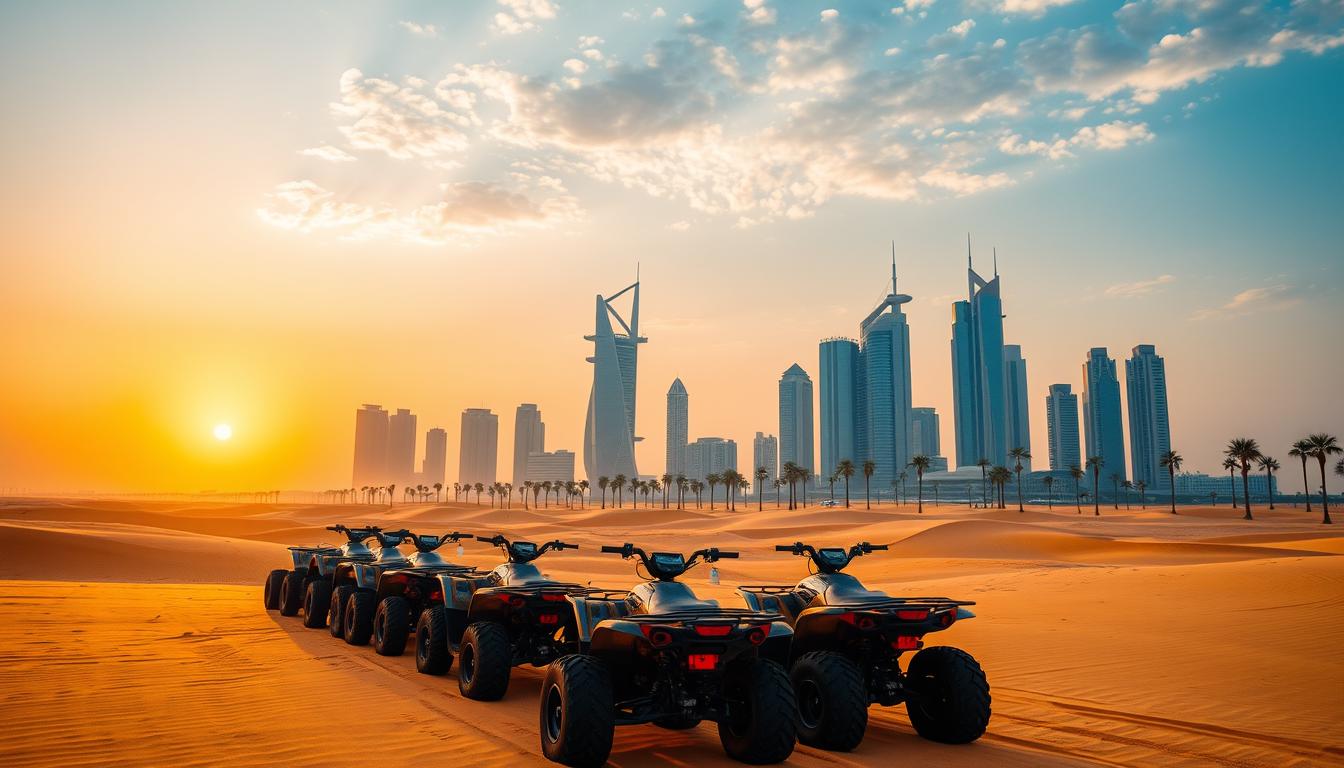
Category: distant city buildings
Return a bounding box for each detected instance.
[584,278,643,482]
[666,378,688,477]
[512,404,545,486]
[459,408,499,487]
[1003,344,1032,471]
[352,404,389,488]
[1176,471,1276,499]
[387,408,417,485]
[858,256,914,488]
[911,407,941,458]
[753,432,778,482]
[684,437,738,485]
[778,364,815,473]
[1126,344,1172,492]
[1083,348,1127,482]
[422,428,447,486]
[819,338,861,477]
[527,449,575,484]
[951,243,1013,469]
[1045,384,1082,471]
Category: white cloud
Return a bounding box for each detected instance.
[653,7,666,18]
[493,0,556,35]
[398,20,439,38]
[299,145,357,163]
[1192,284,1299,320]
[820,9,840,21]
[1000,120,1153,159]
[564,58,588,74]
[330,69,476,164]
[1105,274,1175,297]
[948,19,975,38]
[743,0,777,25]
[997,0,1077,17]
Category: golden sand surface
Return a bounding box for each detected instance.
[1,497,1341,767]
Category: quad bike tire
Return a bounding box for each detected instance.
[904,646,991,744]
[329,585,353,639]
[263,569,288,610]
[415,606,453,675]
[373,596,411,656]
[303,579,332,629]
[539,654,614,768]
[342,590,376,646]
[717,658,797,764]
[790,651,868,751]
[458,621,512,701]
[279,571,306,617]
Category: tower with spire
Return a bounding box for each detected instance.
[858,242,915,487]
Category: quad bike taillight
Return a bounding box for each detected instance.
[538,613,560,625]
[641,625,674,648]
[746,626,767,646]
[686,653,719,671]
[896,609,928,621]
[541,593,567,602]
[839,612,877,630]
[892,636,922,651]
[693,624,732,637]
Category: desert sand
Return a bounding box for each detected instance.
[1,496,1341,767]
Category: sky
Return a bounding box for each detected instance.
[1,0,1341,495]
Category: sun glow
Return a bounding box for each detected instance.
[213,423,233,441]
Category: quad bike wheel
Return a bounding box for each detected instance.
[263,569,288,610]
[303,579,332,629]
[342,590,376,646]
[791,651,868,751]
[329,585,353,639]
[279,571,306,617]
[415,606,453,675]
[904,646,991,744]
[458,621,512,701]
[373,596,411,656]
[539,655,614,768]
[717,658,797,764]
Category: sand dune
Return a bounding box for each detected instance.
[1,497,1341,767]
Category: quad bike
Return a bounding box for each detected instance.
[737,542,989,751]
[264,524,381,623]
[537,543,797,767]
[417,534,606,699]
[365,531,480,659]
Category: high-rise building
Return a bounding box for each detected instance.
[526,450,576,484]
[778,364,814,473]
[951,240,1009,469]
[819,338,861,477]
[911,407,941,457]
[352,404,389,487]
[859,254,914,488]
[666,378,688,477]
[421,427,447,487]
[513,404,545,485]
[1126,344,1172,492]
[753,432,779,483]
[583,278,644,482]
[1045,384,1081,471]
[1083,348,1127,483]
[1003,344,1031,470]
[684,437,738,485]
[387,408,418,485]
[459,408,499,487]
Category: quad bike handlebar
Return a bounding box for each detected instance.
[600,543,738,581]
[374,529,413,547]
[326,524,383,543]
[774,541,887,574]
[475,534,578,563]
[403,531,472,552]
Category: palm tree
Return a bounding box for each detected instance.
[1136,480,1147,509]
[691,480,703,508]
[707,473,721,511]
[899,470,909,507]
[473,482,484,504]
[909,455,931,513]
[1085,456,1104,515]
[676,475,687,509]
[890,479,899,506]
[782,462,799,510]
[720,470,739,511]
[1109,473,1122,510]
[1305,434,1340,524]
[862,460,875,509]
[1222,456,1240,509]
[613,474,627,508]
[1257,456,1279,510]
[1159,450,1183,514]
[432,482,442,503]
[597,476,609,509]
[990,466,1011,508]
[388,484,396,507]
[837,459,855,508]
[1042,475,1055,509]
[773,478,783,508]
[1225,438,1262,521]
[1289,440,1314,512]
[1009,447,1031,512]
[827,473,836,501]
[975,457,990,507]
[578,480,589,507]
[1069,465,1084,513]
[755,467,768,510]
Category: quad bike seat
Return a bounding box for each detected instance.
[810,573,894,608]
[639,581,721,615]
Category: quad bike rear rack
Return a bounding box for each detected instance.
[620,608,785,624]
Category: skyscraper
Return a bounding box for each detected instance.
[1003,344,1032,470]
[1126,344,1172,492]
[666,378,688,477]
[1082,348,1127,483]
[818,338,861,477]
[352,404,388,487]
[684,437,738,485]
[513,404,545,485]
[951,240,1008,469]
[779,364,814,473]
[526,450,576,484]
[387,408,417,485]
[583,278,644,482]
[1045,384,1081,471]
[422,427,447,487]
[859,253,913,488]
[911,407,941,458]
[753,432,779,483]
[459,408,499,487]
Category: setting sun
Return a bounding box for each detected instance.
[212,424,232,441]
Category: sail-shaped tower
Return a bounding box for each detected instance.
[583,278,645,481]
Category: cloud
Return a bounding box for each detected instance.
[1191,284,1300,320]
[331,69,476,164]
[997,0,1077,17]
[743,0,776,26]
[493,0,556,35]
[1000,120,1153,158]
[820,9,840,22]
[1105,274,1175,297]
[299,145,357,163]
[398,21,439,38]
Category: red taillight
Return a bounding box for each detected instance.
[507,595,526,608]
[694,624,732,637]
[538,613,559,625]
[746,627,767,646]
[428,590,443,602]
[893,636,921,651]
[641,625,673,648]
[542,593,567,602]
[896,609,928,621]
[686,653,719,671]
[840,612,877,630]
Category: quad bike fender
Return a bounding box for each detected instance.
[567,596,631,644]
[351,562,382,590]
[757,621,793,666]
[465,587,515,625]
[587,620,647,656]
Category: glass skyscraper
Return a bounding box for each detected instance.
[666,378,688,477]
[778,364,814,473]
[1126,344,1172,492]
[1082,348,1127,483]
[459,408,499,486]
[583,278,644,482]
[951,244,1008,469]
[512,403,544,485]
[858,260,913,489]
[1045,383,1081,471]
[818,338,861,477]
[911,407,941,458]
[1003,344,1032,470]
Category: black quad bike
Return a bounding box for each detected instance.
[537,543,797,768]
[737,542,989,751]
[365,531,480,659]
[416,534,604,700]
[264,524,381,625]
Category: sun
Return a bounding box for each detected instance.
[213,423,233,441]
